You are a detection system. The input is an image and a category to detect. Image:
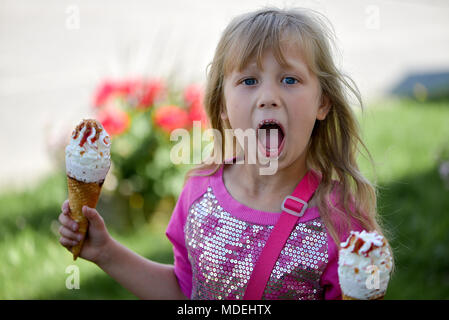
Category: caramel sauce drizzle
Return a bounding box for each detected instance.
[71,119,103,147]
[342,232,386,257]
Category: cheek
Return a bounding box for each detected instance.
[289,90,321,129]
[288,107,318,143]
[291,119,315,141]
[225,95,249,128]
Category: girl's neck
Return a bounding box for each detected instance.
[228,153,308,200]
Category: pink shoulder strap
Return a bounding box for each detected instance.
[243,170,321,300]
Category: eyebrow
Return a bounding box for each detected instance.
[238,61,309,78]
[283,59,310,77]
[240,63,258,72]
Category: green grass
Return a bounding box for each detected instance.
[379,169,449,299]
[358,98,449,299]
[1,97,449,299]
[0,174,174,299]
[0,220,173,299]
[358,98,449,183]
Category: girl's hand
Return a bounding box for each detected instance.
[58,199,112,264]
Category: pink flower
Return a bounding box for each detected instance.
[96,106,130,137]
[154,105,190,134]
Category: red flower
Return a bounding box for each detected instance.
[128,78,165,110]
[188,100,209,128]
[117,80,136,96]
[93,78,165,110]
[93,81,120,108]
[154,105,190,134]
[183,84,209,128]
[183,83,203,106]
[96,106,130,136]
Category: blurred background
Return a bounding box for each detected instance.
[0,0,448,299]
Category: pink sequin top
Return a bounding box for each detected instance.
[166,164,364,300]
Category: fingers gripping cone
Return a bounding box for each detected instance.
[67,176,103,260]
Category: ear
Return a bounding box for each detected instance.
[316,94,331,121]
[220,109,228,121]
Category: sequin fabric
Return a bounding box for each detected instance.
[185,186,329,300]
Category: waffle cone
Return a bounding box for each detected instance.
[67,175,103,260]
[342,293,384,300]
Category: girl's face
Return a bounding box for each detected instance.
[222,44,330,169]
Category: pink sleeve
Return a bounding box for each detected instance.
[320,183,365,300]
[165,172,210,299]
[320,233,342,300]
[166,184,192,299]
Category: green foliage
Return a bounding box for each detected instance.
[106,109,190,231]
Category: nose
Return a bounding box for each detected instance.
[259,100,278,108]
[257,82,281,109]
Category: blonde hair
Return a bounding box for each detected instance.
[184,7,392,258]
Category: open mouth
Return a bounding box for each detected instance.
[257,119,286,157]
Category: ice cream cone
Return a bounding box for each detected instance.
[65,119,111,260]
[67,175,103,260]
[338,230,392,302]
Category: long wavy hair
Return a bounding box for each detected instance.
[183,7,392,257]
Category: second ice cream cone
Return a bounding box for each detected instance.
[338,230,392,301]
[67,176,103,260]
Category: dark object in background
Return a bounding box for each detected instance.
[390,71,449,101]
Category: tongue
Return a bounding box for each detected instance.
[260,128,283,149]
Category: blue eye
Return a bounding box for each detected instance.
[243,78,257,86]
[282,77,298,85]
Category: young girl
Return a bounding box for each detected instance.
[58,7,392,300]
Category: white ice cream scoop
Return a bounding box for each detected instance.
[338,230,392,300]
[65,119,111,183]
